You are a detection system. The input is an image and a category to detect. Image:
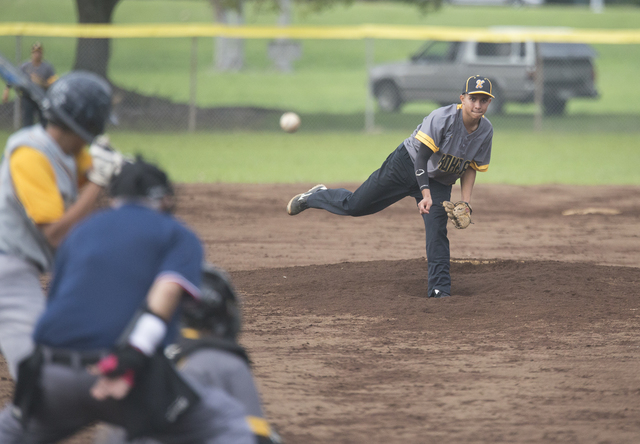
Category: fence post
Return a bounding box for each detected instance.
[534,42,543,133]
[590,0,604,13]
[365,38,375,133]
[188,37,198,132]
[13,35,22,131]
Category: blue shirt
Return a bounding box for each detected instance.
[34,204,203,350]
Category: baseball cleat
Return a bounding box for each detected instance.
[431,289,450,298]
[287,184,327,215]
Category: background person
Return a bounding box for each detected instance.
[0,70,121,379]
[286,75,494,299]
[2,42,58,128]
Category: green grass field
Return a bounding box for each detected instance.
[1,1,640,185]
[2,129,637,185]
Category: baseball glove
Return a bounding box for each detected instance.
[443,201,472,229]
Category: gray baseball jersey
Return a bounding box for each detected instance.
[404,104,493,186]
[19,60,56,89]
[0,125,81,272]
[0,125,82,379]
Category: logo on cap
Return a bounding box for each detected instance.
[475,79,485,89]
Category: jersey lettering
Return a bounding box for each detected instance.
[437,154,471,176]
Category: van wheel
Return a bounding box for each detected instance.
[375,82,402,112]
[543,96,567,115]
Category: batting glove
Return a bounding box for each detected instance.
[87,135,125,187]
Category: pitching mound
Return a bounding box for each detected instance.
[232,259,638,443]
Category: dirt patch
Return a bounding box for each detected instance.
[235,259,639,444]
[1,182,639,443]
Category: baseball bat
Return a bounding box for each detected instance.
[0,51,47,106]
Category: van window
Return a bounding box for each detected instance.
[413,41,460,62]
[476,43,511,57]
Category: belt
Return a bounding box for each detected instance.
[40,347,107,368]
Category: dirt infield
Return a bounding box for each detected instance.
[2,183,639,443]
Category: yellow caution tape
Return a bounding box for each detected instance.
[0,23,639,44]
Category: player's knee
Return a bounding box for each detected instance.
[348,208,367,217]
[343,198,373,216]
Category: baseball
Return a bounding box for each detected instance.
[280,112,301,133]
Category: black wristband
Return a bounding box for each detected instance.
[415,142,433,190]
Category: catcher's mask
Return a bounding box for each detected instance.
[108,156,175,212]
[181,264,242,341]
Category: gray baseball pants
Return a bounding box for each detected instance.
[0,254,45,379]
[94,348,268,444]
[306,143,453,297]
[0,350,256,444]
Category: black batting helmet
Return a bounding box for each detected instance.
[182,264,242,341]
[108,156,174,204]
[42,71,112,143]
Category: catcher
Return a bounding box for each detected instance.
[287,75,493,298]
[94,264,282,444]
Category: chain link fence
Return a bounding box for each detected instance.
[1,25,639,134]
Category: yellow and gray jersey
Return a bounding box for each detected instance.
[404,104,493,186]
[0,125,90,271]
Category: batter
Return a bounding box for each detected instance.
[0,71,121,379]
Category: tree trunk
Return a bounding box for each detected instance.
[73,0,121,79]
[210,0,245,72]
[269,0,300,73]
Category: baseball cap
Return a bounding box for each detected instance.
[31,42,43,52]
[463,75,495,98]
